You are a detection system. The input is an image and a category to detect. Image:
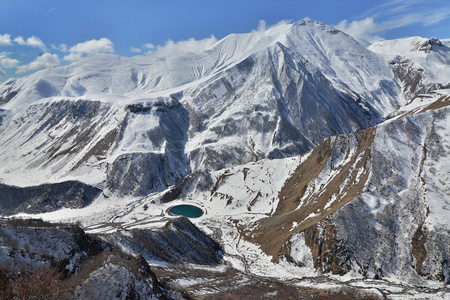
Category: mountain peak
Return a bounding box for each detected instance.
[293,17,340,34]
[411,37,443,53]
[296,17,315,24]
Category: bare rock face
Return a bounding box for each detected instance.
[75,264,165,300]
[374,36,450,103]
[301,220,352,276]
[411,37,443,53]
[0,87,18,107]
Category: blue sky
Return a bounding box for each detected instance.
[1,0,450,82]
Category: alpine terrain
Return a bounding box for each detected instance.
[0,18,449,299]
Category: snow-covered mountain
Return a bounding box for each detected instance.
[0,18,449,299]
[369,36,450,102]
[0,18,401,197]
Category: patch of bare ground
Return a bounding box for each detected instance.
[152,264,382,300]
[303,221,348,275]
[418,94,450,112]
[411,222,428,276]
[396,94,450,119]
[240,127,376,261]
[0,265,75,300]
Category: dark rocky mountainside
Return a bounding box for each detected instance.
[0,217,224,299]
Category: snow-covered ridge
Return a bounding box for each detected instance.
[1,18,400,113]
[369,36,450,91]
[0,18,403,192]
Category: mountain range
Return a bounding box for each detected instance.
[0,18,449,299]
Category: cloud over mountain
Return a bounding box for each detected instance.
[336,17,383,43]
[16,53,60,74]
[63,38,114,62]
[69,38,114,54]
[144,35,218,57]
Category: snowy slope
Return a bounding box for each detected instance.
[283,18,402,114]
[145,92,450,289]
[0,18,402,197]
[1,19,400,113]
[369,36,450,85]
[369,36,450,102]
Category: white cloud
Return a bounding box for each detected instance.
[14,35,46,50]
[146,35,218,57]
[0,67,5,77]
[13,36,25,45]
[336,17,384,43]
[365,0,436,19]
[141,20,287,59]
[1,57,20,68]
[69,38,114,54]
[63,52,83,62]
[0,34,12,46]
[16,53,60,74]
[130,47,141,53]
[51,43,68,52]
[63,38,114,62]
[26,36,46,49]
[257,20,267,32]
[337,0,450,43]
[252,19,290,34]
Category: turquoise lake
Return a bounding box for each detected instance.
[169,204,204,218]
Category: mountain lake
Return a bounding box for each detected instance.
[169,204,204,218]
